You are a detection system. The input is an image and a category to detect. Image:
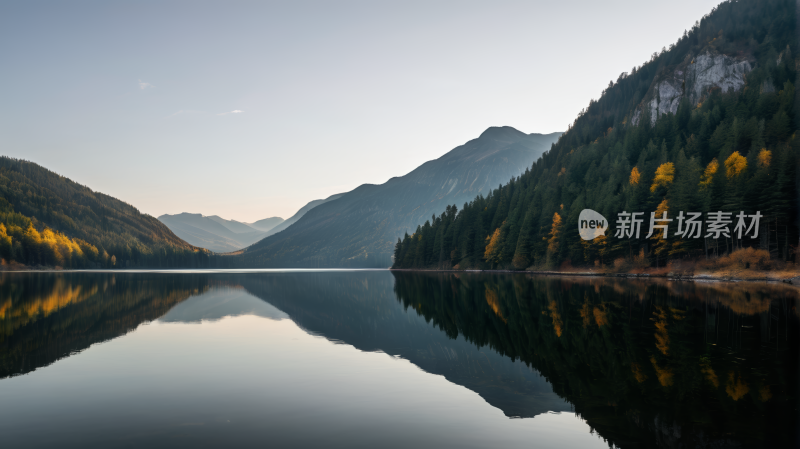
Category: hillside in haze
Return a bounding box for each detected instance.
[393,0,798,271]
[234,127,561,267]
[158,213,284,253]
[0,157,205,268]
[247,217,284,232]
[260,193,344,238]
[158,195,345,253]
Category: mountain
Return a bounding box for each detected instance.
[158,196,347,253]
[393,0,797,270]
[259,193,344,238]
[158,213,285,253]
[158,213,248,253]
[246,217,284,232]
[233,127,562,267]
[0,157,204,268]
[206,215,262,234]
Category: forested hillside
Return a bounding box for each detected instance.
[234,128,561,268]
[393,0,798,271]
[0,158,208,268]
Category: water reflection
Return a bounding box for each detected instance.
[390,273,799,448]
[0,271,796,448]
[160,287,288,323]
[0,272,210,378]
[236,272,572,418]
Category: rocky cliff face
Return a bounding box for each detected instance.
[633,50,753,125]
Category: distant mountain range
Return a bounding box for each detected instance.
[247,217,285,232]
[233,127,562,267]
[158,213,285,253]
[158,193,345,253]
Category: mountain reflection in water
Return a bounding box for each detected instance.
[0,271,797,448]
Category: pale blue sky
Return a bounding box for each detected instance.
[1,0,720,222]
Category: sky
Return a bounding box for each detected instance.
[1,0,722,223]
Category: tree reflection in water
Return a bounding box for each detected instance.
[391,273,799,448]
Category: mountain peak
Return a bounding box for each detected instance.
[478,126,527,141]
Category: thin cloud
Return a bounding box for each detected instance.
[138,79,154,90]
[217,110,243,116]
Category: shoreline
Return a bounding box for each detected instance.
[389,268,800,284]
[4,265,799,285]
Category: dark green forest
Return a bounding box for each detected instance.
[393,0,799,271]
[0,157,211,268]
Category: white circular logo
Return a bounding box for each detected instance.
[579,209,608,241]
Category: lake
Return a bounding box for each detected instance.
[0,270,797,448]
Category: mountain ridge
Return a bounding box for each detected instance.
[247,217,284,232]
[234,127,562,267]
[257,193,345,238]
[158,212,286,253]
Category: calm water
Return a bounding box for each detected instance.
[0,271,797,448]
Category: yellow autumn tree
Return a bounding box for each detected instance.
[650,199,671,259]
[484,285,506,323]
[725,151,747,178]
[650,162,675,192]
[29,227,89,268]
[22,224,42,264]
[0,224,12,261]
[650,356,674,387]
[593,304,609,327]
[580,299,591,328]
[631,363,648,383]
[483,227,504,264]
[40,228,65,267]
[699,158,718,188]
[629,166,641,185]
[757,148,771,167]
[547,212,562,254]
[548,300,563,337]
[726,371,750,401]
[0,219,98,268]
[653,305,670,355]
